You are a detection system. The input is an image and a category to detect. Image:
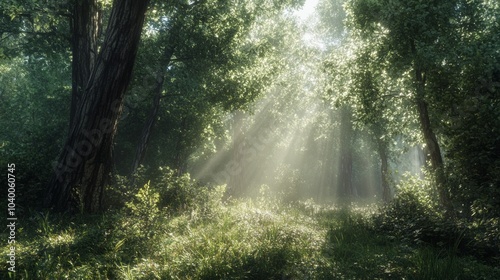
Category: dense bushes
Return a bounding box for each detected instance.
[372,174,452,246]
[2,180,499,279]
[106,166,210,212]
[1,173,331,279]
[1,166,498,279]
[372,174,500,265]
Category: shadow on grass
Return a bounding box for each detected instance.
[318,207,499,280]
[2,204,499,280]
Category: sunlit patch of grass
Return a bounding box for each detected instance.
[149,198,332,279]
[46,230,76,247]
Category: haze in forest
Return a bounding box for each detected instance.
[0,0,499,278]
[191,0,425,203]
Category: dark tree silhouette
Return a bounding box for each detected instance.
[45,0,150,213]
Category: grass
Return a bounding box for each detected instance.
[1,188,499,279]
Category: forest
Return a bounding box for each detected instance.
[0,0,499,279]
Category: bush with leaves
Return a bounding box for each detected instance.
[373,174,461,248]
[153,166,201,212]
[111,180,164,259]
[104,165,149,210]
[106,165,226,219]
[126,181,160,220]
[465,212,500,263]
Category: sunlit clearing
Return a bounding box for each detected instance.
[191,49,328,195]
[190,0,384,205]
[191,51,369,203]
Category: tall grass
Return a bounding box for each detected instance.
[1,181,498,279]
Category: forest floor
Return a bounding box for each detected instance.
[1,189,499,279]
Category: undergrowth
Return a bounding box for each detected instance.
[1,169,499,279]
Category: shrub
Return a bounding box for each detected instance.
[125,181,160,226]
[154,166,198,212]
[373,174,460,248]
[465,214,500,262]
[105,165,220,215]
[104,165,149,210]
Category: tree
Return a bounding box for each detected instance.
[434,1,500,217]
[44,0,150,213]
[341,0,500,216]
[344,0,463,214]
[129,19,179,176]
[69,0,101,128]
[1,0,73,209]
[121,0,304,180]
[347,50,418,202]
[337,105,355,198]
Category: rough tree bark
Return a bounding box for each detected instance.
[70,0,101,128]
[45,0,150,213]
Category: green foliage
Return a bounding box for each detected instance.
[464,215,500,263]
[318,205,499,280]
[322,207,414,279]
[125,181,160,227]
[155,166,198,212]
[107,165,225,222]
[445,80,500,218]
[0,53,69,211]
[373,174,456,246]
[152,166,227,220]
[1,0,499,278]
[0,0,70,58]
[34,211,53,237]
[114,0,303,175]
[261,164,304,204]
[413,247,462,280]
[104,166,149,210]
[340,0,500,220]
[373,174,500,265]
[2,192,499,279]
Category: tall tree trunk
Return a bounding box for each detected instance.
[417,145,427,179]
[415,68,453,214]
[45,0,150,213]
[370,123,391,202]
[70,0,101,128]
[130,40,177,176]
[376,136,391,202]
[130,84,162,176]
[337,106,355,199]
